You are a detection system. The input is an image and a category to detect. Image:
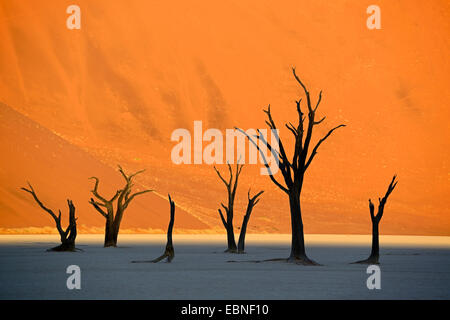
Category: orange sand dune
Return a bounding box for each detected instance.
[0,102,208,232]
[0,0,449,235]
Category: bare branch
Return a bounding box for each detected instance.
[292,67,310,104]
[227,163,233,186]
[21,183,64,235]
[313,116,326,125]
[285,122,298,137]
[117,165,145,183]
[89,198,108,218]
[124,189,153,208]
[248,189,264,205]
[21,183,58,222]
[369,199,375,221]
[88,177,108,203]
[231,163,244,199]
[256,129,281,161]
[304,124,346,170]
[262,107,291,172]
[117,165,128,181]
[314,91,323,112]
[220,202,229,213]
[376,175,398,220]
[235,127,289,194]
[110,190,122,202]
[218,209,228,229]
[214,166,230,189]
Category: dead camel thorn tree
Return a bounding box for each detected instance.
[214,163,263,253]
[89,165,153,247]
[132,194,176,263]
[353,175,398,264]
[236,67,345,265]
[21,182,78,251]
[151,194,176,262]
[214,163,242,253]
[237,189,264,254]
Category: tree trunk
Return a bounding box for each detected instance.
[368,221,380,263]
[112,207,126,246]
[104,216,116,247]
[89,166,153,248]
[47,200,77,252]
[353,175,397,264]
[237,214,250,253]
[49,239,75,252]
[288,192,307,260]
[133,194,176,263]
[225,221,237,253]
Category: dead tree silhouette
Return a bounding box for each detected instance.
[353,175,398,264]
[89,165,153,247]
[237,189,264,253]
[21,182,77,251]
[151,194,175,262]
[214,163,263,253]
[214,163,242,253]
[132,194,176,263]
[236,67,345,265]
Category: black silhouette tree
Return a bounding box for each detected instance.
[89,165,152,247]
[354,175,398,264]
[214,163,243,253]
[22,182,77,251]
[236,68,345,265]
[214,163,263,253]
[237,189,264,253]
[151,194,176,263]
[132,194,176,263]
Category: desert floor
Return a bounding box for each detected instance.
[0,234,449,299]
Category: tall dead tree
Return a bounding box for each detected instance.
[89,165,153,247]
[132,194,176,263]
[214,163,243,253]
[22,182,77,251]
[354,175,398,264]
[237,68,345,265]
[237,189,264,253]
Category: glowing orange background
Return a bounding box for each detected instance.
[0,0,449,235]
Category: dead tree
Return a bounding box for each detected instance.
[89,165,152,247]
[214,164,263,253]
[132,194,176,263]
[214,163,244,253]
[236,68,345,265]
[21,182,77,251]
[237,189,264,253]
[151,194,175,263]
[354,175,398,264]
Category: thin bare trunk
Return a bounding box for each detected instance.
[354,176,398,264]
[132,195,175,263]
[237,190,263,253]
